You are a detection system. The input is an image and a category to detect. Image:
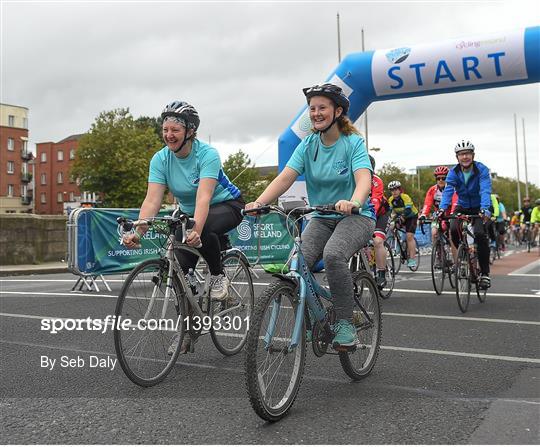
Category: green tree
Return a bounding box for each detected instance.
[136,116,162,141]
[223,150,276,203]
[71,108,162,207]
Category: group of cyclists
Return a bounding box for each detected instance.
[122,81,538,352]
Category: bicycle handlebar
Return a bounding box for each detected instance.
[242,203,360,217]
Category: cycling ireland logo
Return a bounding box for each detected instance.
[333,160,348,176]
[237,220,252,241]
[385,47,411,64]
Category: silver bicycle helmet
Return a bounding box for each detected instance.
[454,140,475,153]
[388,180,402,190]
[161,101,200,131]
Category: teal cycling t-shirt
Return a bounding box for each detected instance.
[286,133,375,220]
[148,140,241,216]
[462,169,472,185]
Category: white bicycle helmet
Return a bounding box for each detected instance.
[388,180,402,190]
[454,140,475,153]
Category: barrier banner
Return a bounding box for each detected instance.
[69,208,295,275]
[227,213,295,264]
[72,208,169,275]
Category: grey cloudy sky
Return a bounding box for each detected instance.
[2,0,539,183]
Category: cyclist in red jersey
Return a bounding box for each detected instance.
[419,166,458,257]
[369,155,391,288]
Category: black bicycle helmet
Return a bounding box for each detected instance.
[303,83,350,114]
[369,154,376,170]
[161,101,200,131]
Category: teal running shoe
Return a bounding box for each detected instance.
[332,319,358,347]
[407,258,417,268]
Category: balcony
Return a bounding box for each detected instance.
[21,195,32,205]
[21,149,32,161]
[21,172,33,183]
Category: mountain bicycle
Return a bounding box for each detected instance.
[386,216,420,274]
[451,214,487,313]
[421,218,455,295]
[349,239,396,299]
[114,210,254,387]
[245,203,381,422]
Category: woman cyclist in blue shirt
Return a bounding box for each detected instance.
[123,101,245,300]
[245,83,375,348]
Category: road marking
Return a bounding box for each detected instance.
[380,346,540,364]
[508,259,540,276]
[0,291,117,298]
[383,312,540,326]
[392,288,538,298]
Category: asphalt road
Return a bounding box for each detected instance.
[1,247,539,444]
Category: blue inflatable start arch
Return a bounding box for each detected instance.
[278,26,540,171]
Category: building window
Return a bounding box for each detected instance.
[69,148,75,160]
[69,174,76,184]
[69,192,75,202]
[22,162,28,175]
[7,138,14,151]
[57,192,63,203]
[7,161,14,174]
[57,172,63,184]
[23,117,28,129]
[41,152,47,163]
[21,184,27,197]
[22,140,28,152]
[57,150,64,161]
[41,173,46,185]
[7,184,14,197]
[8,115,15,127]
[41,193,46,204]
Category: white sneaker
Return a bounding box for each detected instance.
[210,274,230,301]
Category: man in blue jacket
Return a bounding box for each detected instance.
[439,140,492,289]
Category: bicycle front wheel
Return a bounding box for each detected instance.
[431,240,445,295]
[455,245,471,313]
[339,272,382,381]
[388,235,402,275]
[245,279,306,422]
[210,251,254,356]
[114,259,186,387]
[379,241,396,299]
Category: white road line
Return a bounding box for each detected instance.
[383,312,540,326]
[1,336,538,365]
[508,259,540,276]
[0,291,117,298]
[392,288,538,298]
[381,346,540,364]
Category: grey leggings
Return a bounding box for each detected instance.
[301,215,375,321]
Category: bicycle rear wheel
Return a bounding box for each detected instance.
[114,259,186,387]
[339,272,382,381]
[379,241,396,299]
[431,240,445,295]
[245,279,305,422]
[210,251,254,356]
[388,235,402,275]
[455,245,471,313]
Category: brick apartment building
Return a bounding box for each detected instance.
[0,103,33,213]
[34,134,85,215]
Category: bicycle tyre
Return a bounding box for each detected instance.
[455,245,471,313]
[210,251,254,356]
[475,281,487,303]
[339,271,382,380]
[431,239,445,295]
[388,235,402,275]
[114,259,186,387]
[379,241,396,299]
[245,279,306,422]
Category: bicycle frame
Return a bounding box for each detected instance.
[264,234,332,351]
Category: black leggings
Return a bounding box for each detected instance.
[449,206,490,275]
[177,198,244,275]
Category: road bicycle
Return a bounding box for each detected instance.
[114,210,254,387]
[349,238,396,299]
[386,217,420,274]
[245,204,381,421]
[421,218,455,295]
[451,214,487,313]
[522,222,533,253]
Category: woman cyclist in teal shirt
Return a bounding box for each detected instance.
[245,83,375,348]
